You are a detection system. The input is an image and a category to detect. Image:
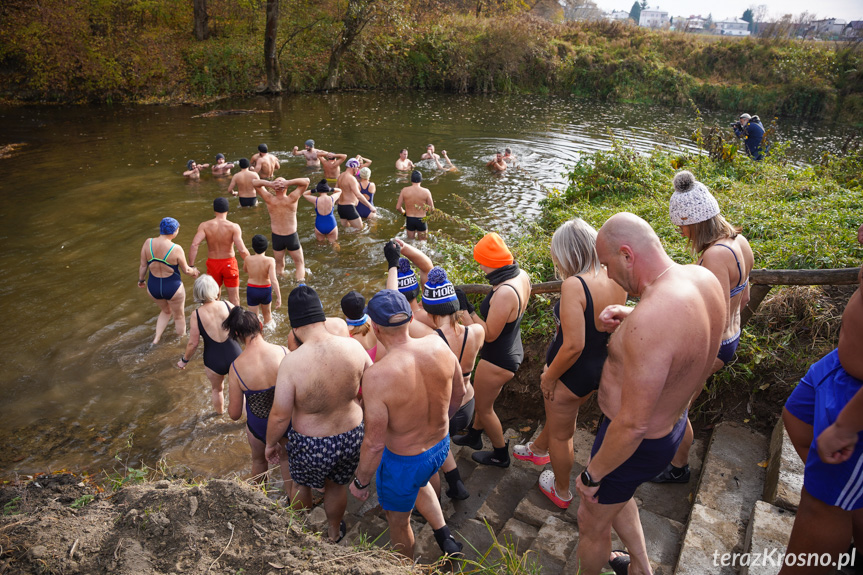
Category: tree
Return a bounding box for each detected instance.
[640,0,647,9]
[193,0,209,40]
[628,1,641,23]
[742,8,753,32]
[705,12,713,31]
[263,0,280,92]
[324,0,386,90]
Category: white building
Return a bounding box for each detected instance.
[716,18,750,36]
[639,9,669,28]
[673,15,706,31]
[605,9,632,22]
[812,18,846,37]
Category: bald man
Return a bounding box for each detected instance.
[573,212,724,575]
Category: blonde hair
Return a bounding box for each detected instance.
[550,218,601,279]
[193,274,220,303]
[687,214,740,256]
[348,322,371,337]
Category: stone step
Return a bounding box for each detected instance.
[675,422,768,575]
[763,419,804,512]
[740,500,795,575]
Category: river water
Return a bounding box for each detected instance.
[0,92,851,479]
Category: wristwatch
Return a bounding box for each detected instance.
[353,477,370,490]
[580,469,601,488]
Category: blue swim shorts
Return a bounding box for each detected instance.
[590,411,688,505]
[785,349,863,510]
[246,284,273,307]
[376,435,449,512]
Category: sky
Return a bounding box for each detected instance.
[592,0,862,21]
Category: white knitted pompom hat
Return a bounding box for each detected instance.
[669,171,720,226]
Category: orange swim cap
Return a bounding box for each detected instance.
[473,233,513,268]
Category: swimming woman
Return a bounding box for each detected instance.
[138,217,198,344]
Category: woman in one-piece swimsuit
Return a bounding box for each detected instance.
[302,179,342,244]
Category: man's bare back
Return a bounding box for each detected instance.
[256,178,307,235]
[228,167,259,200]
[193,218,244,260]
[251,148,280,179]
[396,184,433,218]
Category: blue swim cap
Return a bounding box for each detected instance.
[160,217,180,235]
[305,139,315,148]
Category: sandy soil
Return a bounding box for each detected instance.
[0,473,414,575]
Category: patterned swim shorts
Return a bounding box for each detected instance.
[286,422,365,489]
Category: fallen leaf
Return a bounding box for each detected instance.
[757,460,769,468]
[268,562,286,569]
[519,426,531,432]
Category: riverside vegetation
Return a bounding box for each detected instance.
[0,0,861,124]
[432,124,863,428]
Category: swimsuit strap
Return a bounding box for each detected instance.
[575,275,595,316]
[712,242,744,289]
[497,282,524,317]
[435,328,449,347]
[281,346,288,355]
[459,325,469,362]
[148,239,177,265]
[232,362,251,391]
[224,301,231,313]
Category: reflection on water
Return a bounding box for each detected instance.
[0,93,853,478]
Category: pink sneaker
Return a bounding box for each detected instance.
[512,441,551,465]
[538,470,572,509]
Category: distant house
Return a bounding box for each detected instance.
[844,21,863,38]
[605,9,632,22]
[716,18,750,36]
[673,15,706,32]
[812,18,846,37]
[639,9,669,28]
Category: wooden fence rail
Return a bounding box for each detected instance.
[457,267,860,328]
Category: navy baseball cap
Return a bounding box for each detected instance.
[366,289,412,327]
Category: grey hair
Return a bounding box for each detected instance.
[550,218,601,279]
[193,274,220,303]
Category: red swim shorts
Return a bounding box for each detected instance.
[206,257,240,288]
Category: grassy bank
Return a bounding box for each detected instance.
[1,1,861,123]
[433,130,862,423]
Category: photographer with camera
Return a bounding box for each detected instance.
[732,113,765,161]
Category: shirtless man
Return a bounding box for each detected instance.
[395,148,414,171]
[188,197,250,307]
[318,151,347,186]
[502,147,517,164]
[183,160,210,179]
[292,139,321,167]
[227,159,260,208]
[212,153,234,176]
[252,176,308,282]
[243,235,281,328]
[349,289,465,559]
[336,158,377,230]
[486,150,507,172]
[779,223,863,575]
[250,144,280,179]
[421,144,440,161]
[573,212,724,575]
[266,285,369,543]
[396,171,434,240]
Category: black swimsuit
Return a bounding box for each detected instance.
[545,276,610,398]
[197,302,243,376]
[435,326,472,378]
[479,283,524,373]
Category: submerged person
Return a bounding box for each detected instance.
[212,153,234,176]
[395,148,414,171]
[138,217,199,344]
[356,167,377,220]
[302,180,341,244]
[341,290,385,362]
[486,151,506,172]
[225,307,291,489]
[422,267,485,501]
[266,285,370,543]
[396,170,434,241]
[454,233,531,468]
[227,158,260,207]
[178,274,243,415]
[650,171,755,484]
[292,139,321,167]
[243,235,282,329]
[512,219,626,509]
[318,151,347,187]
[502,148,517,164]
[184,159,210,179]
